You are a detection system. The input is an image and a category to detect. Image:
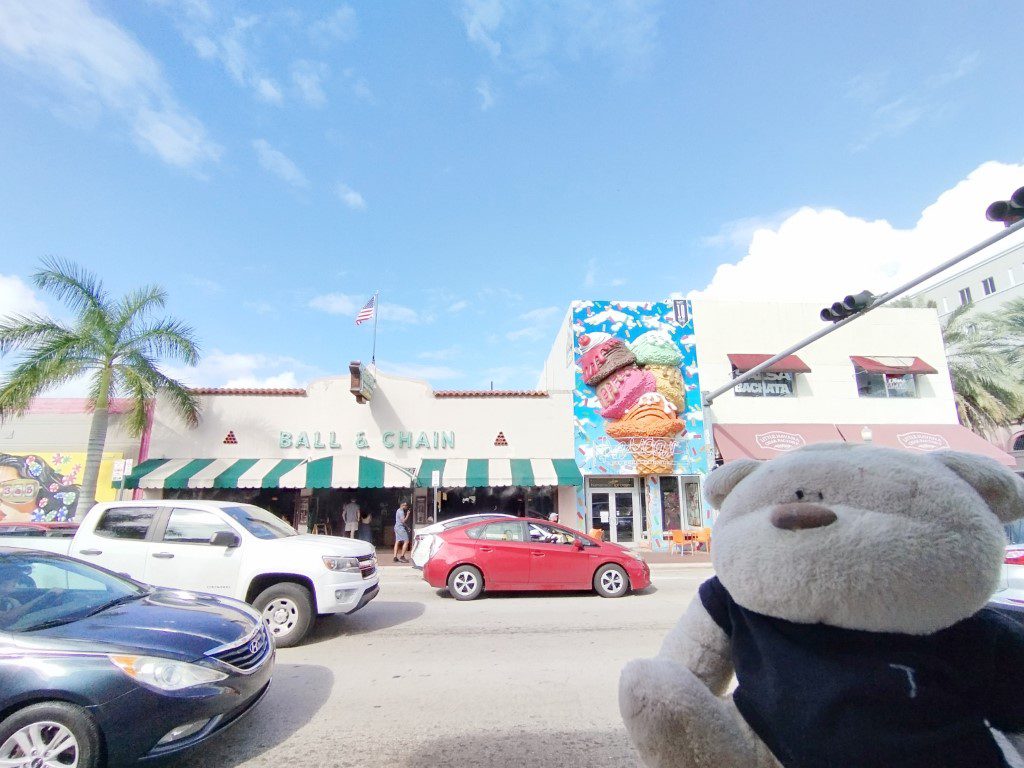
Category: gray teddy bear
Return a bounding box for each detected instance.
[620,442,1024,768]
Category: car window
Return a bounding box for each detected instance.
[478,522,526,542]
[0,526,34,537]
[44,527,78,538]
[94,507,157,540]
[163,508,235,544]
[529,523,578,546]
[222,504,296,539]
[0,553,146,633]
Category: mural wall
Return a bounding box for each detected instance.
[0,452,122,523]
[572,300,709,477]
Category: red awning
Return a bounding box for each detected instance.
[850,356,937,375]
[835,424,1015,467]
[713,424,845,461]
[727,353,811,373]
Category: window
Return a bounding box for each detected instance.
[982,277,996,295]
[528,522,578,545]
[162,509,235,544]
[1013,434,1024,452]
[222,504,295,539]
[659,476,681,530]
[477,521,525,542]
[94,507,156,540]
[854,368,918,399]
[733,371,796,397]
[959,287,972,306]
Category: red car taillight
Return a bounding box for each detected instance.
[1006,550,1024,565]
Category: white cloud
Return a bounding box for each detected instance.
[336,182,366,210]
[476,78,495,110]
[506,306,561,341]
[292,60,327,106]
[310,5,357,45]
[459,0,660,78]
[255,77,283,104]
[163,350,318,389]
[252,139,308,188]
[450,300,469,312]
[308,293,422,324]
[0,0,220,169]
[690,161,1024,303]
[0,274,48,322]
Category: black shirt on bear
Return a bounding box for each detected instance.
[699,576,1024,768]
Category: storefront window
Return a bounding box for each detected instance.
[433,486,555,522]
[855,367,917,399]
[659,476,681,530]
[683,481,702,527]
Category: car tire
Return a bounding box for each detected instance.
[0,701,101,768]
[447,565,483,601]
[253,582,313,648]
[593,564,629,598]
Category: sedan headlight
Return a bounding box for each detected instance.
[109,655,227,691]
[323,555,361,573]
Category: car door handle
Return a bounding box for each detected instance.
[152,552,174,559]
[79,549,102,556]
[480,547,493,553]
[531,552,545,557]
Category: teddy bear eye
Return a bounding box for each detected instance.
[817,491,824,501]
[795,489,805,500]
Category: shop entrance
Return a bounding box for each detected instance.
[586,477,640,544]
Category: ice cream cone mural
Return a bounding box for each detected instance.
[573,300,707,477]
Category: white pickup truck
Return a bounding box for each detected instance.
[0,500,379,647]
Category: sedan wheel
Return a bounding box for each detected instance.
[0,703,100,768]
[594,564,629,598]
[447,565,483,601]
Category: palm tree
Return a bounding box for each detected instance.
[940,304,1024,433]
[0,259,201,519]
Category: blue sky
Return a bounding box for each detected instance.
[0,1,1022,391]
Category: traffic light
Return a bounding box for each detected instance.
[986,187,1024,227]
[820,290,875,323]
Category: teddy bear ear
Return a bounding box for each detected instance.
[931,451,1024,523]
[703,458,762,509]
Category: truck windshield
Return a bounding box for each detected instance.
[222,504,297,539]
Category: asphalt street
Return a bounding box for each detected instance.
[160,562,714,768]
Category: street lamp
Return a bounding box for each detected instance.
[986,187,1024,227]
[861,426,873,443]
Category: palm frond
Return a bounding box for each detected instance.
[33,258,108,316]
[0,316,73,356]
[113,286,167,332]
[0,352,90,418]
[121,319,200,365]
[116,352,200,427]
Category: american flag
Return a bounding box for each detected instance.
[355,295,376,325]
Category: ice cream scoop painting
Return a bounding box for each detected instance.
[572,300,708,477]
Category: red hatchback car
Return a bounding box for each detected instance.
[422,517,651,600]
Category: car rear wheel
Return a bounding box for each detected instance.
[447,565,483,600]
[0,701,100,768]
[594,564,629,598]
[253,582,313,648]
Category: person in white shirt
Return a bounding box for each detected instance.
[342,499,360,538]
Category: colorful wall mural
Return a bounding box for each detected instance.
[0,451,122,523]
[572,300,709,477]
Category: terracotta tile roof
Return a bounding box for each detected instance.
[433,390,549,398]
[189,388,307,396]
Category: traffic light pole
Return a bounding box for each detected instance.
[701,216,1024,407]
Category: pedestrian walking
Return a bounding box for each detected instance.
[393,501,411,563]
[342,498,360,538]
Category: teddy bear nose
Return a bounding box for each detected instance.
[770,503,838,531]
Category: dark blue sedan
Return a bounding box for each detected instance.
[0,547,274,767]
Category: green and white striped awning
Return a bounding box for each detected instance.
[121,456,414,490]
[415,459,582,488]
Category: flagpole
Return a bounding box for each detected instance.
[371,291,379,370]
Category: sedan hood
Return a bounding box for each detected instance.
[23,589,257,662]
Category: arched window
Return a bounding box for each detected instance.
[1012,433,1024,452]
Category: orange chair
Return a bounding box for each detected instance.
[669,529,695,555]
[691,527,712,554]
[589,528,605,541]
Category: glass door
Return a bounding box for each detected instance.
[590,492,611,541]
[612,492,635,544]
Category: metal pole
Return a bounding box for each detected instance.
[371,291,379,369]
[702,217,1024,406]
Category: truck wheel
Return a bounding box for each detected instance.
[0,702,100,768]
[253,583,313,648]
[593,564,629,598]
[447,565,483,600]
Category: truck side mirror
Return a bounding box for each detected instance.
[210,531,241,548]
